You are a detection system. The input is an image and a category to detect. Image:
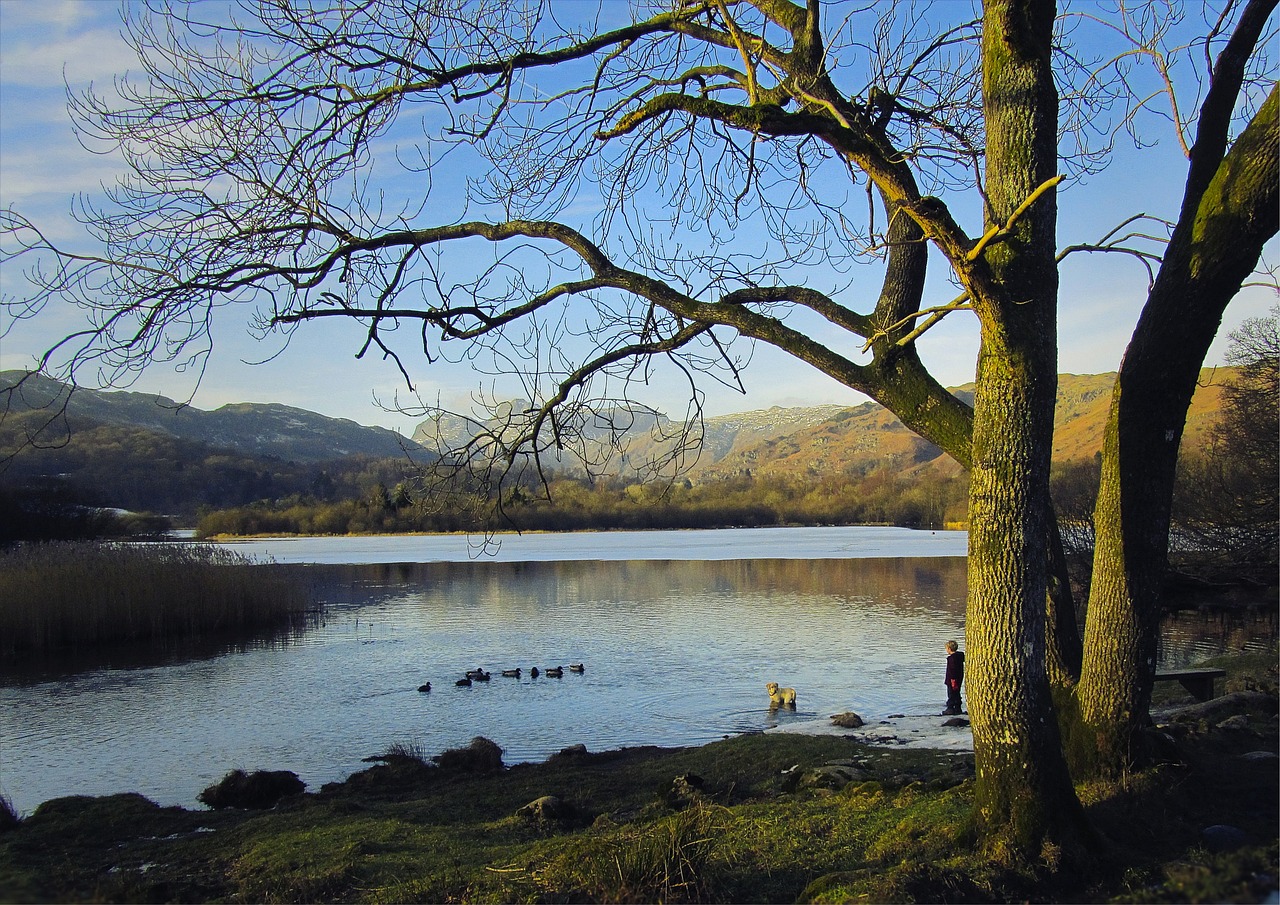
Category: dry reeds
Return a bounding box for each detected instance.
[0,542,315,656]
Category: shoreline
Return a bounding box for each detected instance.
[772,711,974,750]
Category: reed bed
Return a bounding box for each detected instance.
[0,542,315,656]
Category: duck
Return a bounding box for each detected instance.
[417,682,432,693]
[455,677,472,687]
[466,669,491,682]
[530,667,540,678]
[501,668,521,678]
[545,666,564,678]
[568,663,585,673]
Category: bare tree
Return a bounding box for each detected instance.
[2,0,1276,858]
[1172,307,1279,579]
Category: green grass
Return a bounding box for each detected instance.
[0,541,316,656]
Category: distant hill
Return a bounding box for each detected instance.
[1,368,1232,520]
[410,371,1232,482]
[1,370,421,463]
[692,371,1230,484]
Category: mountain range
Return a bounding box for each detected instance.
[1,370,420,463]
[1,368,1233,500]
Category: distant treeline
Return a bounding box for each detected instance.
[194,470,972,537]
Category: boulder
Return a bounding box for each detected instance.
[1216,714,1253,732]
[830,712,865,728]
[552,743,589,760]
[517,795,575,823]
[1168,691,1278,725]
[800,764,866,790]
[1202,824,1249,853]
[432,737,505,773]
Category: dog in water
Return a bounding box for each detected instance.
[766,682,797,709]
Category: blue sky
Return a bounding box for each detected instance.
[1,1,1274,436]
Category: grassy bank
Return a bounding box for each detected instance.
[0,542,315,656]
[1,650,1275,904]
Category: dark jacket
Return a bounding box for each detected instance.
[945,651,965,687]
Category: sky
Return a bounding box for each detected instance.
[1,1,1275,437]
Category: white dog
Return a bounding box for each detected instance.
[766,682,797,708]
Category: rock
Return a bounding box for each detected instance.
[1202,824,1249,853]
[800,764,866,790]
[1216,714,1252,732]
[556,743,589,759]
[198,769,305,810]
[830,711,865,728]
[941,717,970,728]
[1241,750,1280,763]
[1170,691,1278,724]
[517,795,575,823]
[432,737,504,773]
[887,713,906,719]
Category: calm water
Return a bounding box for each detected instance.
[0,527,1269,814]
[213,524,970,564]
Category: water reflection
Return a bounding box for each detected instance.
[1,553,1272,816]
[2,557,967,813]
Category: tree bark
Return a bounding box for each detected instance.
[1072,79,1279,777]
[965,0,1086,858]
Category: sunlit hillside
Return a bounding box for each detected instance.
[684,369,1235,484]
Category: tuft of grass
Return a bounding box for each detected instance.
[0,793,19,833]
[379,740,430,763]
[0,541,316,656]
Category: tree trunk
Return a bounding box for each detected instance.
[964,0,1086,858]
[1072,81,1279,777]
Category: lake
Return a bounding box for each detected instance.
[0,527,1268,814]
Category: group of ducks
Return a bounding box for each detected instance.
[417,663,584,692]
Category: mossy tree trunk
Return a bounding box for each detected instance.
[1072,73,1279,777]
[963,0,1086,856]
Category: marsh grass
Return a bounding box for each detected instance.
[0,541,315,656]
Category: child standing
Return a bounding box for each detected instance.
[943,640,965,715]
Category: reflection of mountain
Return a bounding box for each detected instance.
[308,557,970,622]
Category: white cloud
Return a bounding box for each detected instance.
[0,3,139,88]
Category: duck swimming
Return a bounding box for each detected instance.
[455,677,472,687]
[418,682,431,692]
[545,666,564,678]
[530,667,540,678]
[501,668,521,678]
[466,669,491,681]
[568,663,585,673]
